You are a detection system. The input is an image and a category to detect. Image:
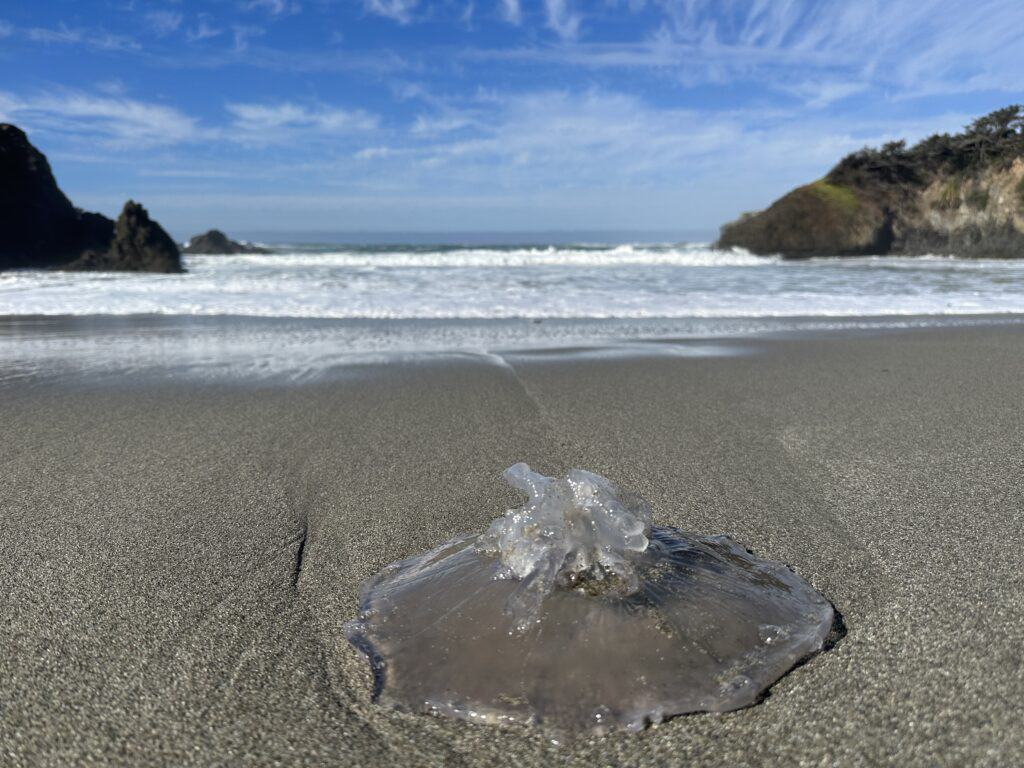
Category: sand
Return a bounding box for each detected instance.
[2,322,1024,766]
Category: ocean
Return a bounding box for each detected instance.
[3,238,1024,381]
[4,240,1024,320]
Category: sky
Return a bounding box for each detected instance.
[1,1,1023,237]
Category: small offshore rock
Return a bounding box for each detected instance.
[183,229,271,254]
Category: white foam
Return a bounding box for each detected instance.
[216,244,768,269]
[3,243,1024,320]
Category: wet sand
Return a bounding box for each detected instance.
[3,323,1024,766]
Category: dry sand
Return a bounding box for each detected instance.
[2,323,1023,766]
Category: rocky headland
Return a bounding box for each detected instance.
[183,230,271,255]
[0,123,182,272]
[718,106,1024,258]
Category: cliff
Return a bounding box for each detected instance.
[0,124,182,272]
[718,106,1024,258]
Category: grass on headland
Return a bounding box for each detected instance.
[810,180,860,213]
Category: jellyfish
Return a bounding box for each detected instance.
[345,463,835,733]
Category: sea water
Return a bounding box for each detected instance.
[2,240,1024,381]
[3,242,1024,319]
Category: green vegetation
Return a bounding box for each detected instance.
[965,185,990,211]
[828,105,1024,190]
[809,180,860,212]
[934,180,961,210]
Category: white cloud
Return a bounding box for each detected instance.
[95,79,128,96]
[187,16,223,42]
[411,115,474,135]
[145,11,182,36]
[246,0,302,15]
[232,25,264,51]
[787,80,870,109]
[499,0,520,24]
[355,146,394,160]
[0,90,199,147]
[27,24,140,51]
[341,88,975,211]
[26,25,80,44]
[226,102,379,143]
[544,0,581,40]
[414,90,743,183]
[0,20,13,38]
[468,0,1024,100]
[364,0,418,24]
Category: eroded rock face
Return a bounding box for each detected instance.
[183,230,270,254]
[0,123,181,272]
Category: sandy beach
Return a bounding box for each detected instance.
[3,320,1024,766]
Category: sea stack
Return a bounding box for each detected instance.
[183,229,271,254]
[718,106,1024,258]
[69,201,183,273]
[0,123,182,272]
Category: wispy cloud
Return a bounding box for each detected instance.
[245,0,302,16]
[499,0,521,24]
[460,1,475,29]
[544,0,582,40]
[226,101,379,143]
[232,25,264,51]
[7,0,1023,232]
[340,87,975,206]
[26,24,140,51]
[145,11,183,36]
[411,114,474,135]
[355,146,395,160]
[364,0,419,24]
[467,0,1024,100]
[187,15,223,42]
[0,90,198,147]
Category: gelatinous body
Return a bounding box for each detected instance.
[345,465,835,733]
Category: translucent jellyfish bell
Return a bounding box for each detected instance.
[345,463,835,733]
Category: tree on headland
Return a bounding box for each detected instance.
[828,105,1024,189]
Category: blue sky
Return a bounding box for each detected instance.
[2,1,1023,237]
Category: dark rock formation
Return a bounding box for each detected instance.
[0,123,182,272]
[68,202,183,273]
[183,229,271,254]
[0,124,112,270]
[718,106,1024,258]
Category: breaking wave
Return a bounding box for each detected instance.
[3,242,1024,319]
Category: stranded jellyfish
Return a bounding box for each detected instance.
[345,463,835,733]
